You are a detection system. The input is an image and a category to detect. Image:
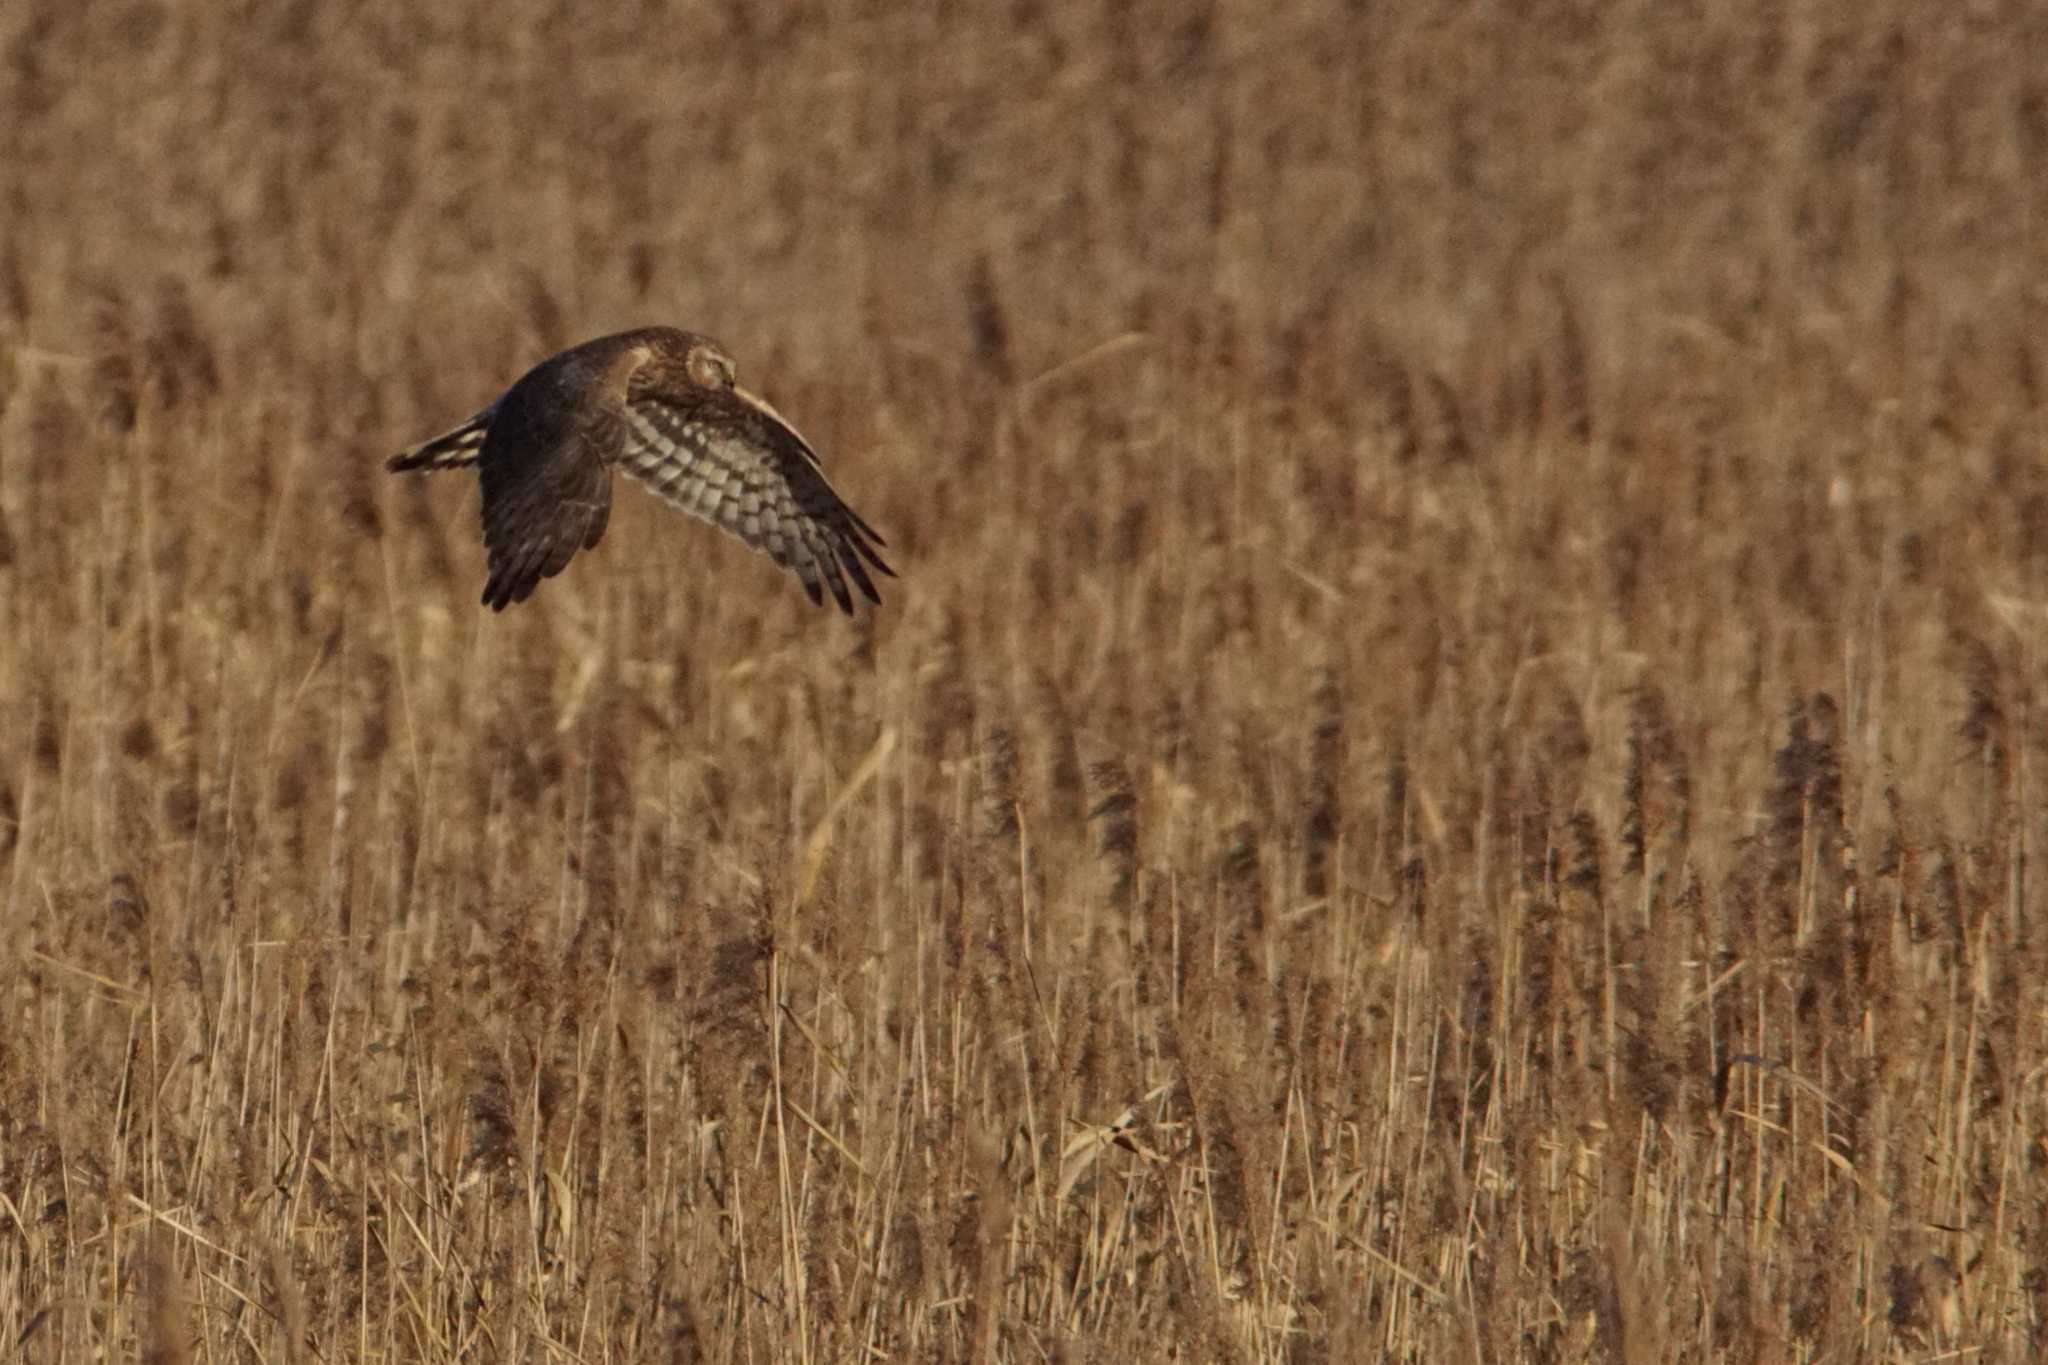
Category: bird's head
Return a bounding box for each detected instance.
[683,337,738,391]
[638,328,822,463]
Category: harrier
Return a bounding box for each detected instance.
[388,328,892,612]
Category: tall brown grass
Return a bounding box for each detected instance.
[4,0,2047,1359]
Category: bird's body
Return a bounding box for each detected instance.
[388,328,891,612]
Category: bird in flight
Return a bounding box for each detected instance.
[387,328,892,612]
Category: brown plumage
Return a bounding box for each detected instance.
[387,327,892,612]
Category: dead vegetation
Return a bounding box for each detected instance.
[4,0,2048,1360]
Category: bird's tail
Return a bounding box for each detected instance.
[387,407,493,472]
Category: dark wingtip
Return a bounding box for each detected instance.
[821,556,854,614]
[837,540,882,605]
[846,506,888,547]
[482,573,527,611]
[844,522,894,580]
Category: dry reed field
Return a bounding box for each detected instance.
[5,1,2048,1360]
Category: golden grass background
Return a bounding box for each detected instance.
[4,1,2048,1359]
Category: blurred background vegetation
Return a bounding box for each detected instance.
[3,1,2047,1360]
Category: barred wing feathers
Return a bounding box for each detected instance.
[616,387,891,613]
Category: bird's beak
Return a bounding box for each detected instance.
[733,383,824,465]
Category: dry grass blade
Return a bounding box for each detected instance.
[793,726,896,906]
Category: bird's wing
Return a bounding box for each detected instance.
[614,386,892,613]
[477,406,617,611]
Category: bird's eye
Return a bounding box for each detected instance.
[690,351,734,389]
